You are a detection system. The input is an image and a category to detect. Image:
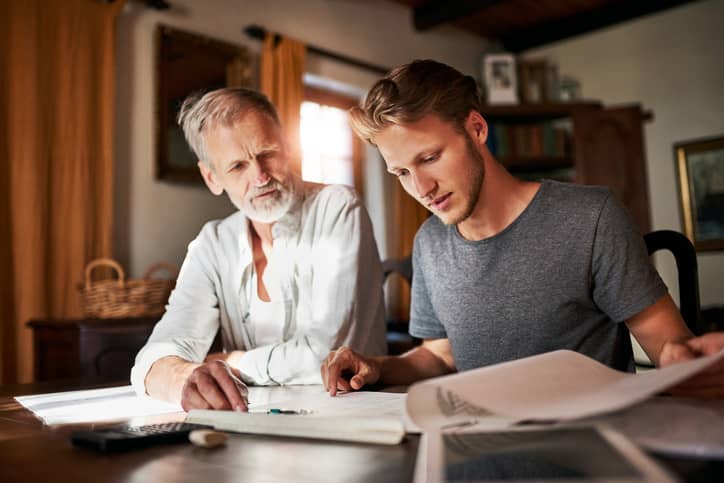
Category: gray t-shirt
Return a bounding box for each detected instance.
[409,180,667,372]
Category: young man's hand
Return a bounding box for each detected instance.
[321,346,381,396]
[660,332,724,399]
[181,360,248,411]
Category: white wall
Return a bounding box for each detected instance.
[526,0,724,308]
[114,0,488,277]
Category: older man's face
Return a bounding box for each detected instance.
[200,111,295,223]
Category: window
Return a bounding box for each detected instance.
[299,86,363,197]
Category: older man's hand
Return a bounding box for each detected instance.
[181,360,248,411]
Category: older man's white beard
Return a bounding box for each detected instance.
[238,180,296,223]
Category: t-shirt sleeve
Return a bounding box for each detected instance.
[591,192,668,322]
[409,233,448,339]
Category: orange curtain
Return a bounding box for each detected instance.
[388,182,430,320]
[260,34,306,176]
[0,0,123,383]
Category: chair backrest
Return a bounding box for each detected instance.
[643,230,701,335]
[382,256,412,284]
[381,256,416,355]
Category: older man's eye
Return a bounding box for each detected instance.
[228,161,248,173]
[257,150,276,162]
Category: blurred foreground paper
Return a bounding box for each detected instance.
[15,386,182,425]
[407,349,724,432]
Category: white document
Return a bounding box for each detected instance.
[187,387,412,445]
[187,410,405,445]
[406,349,724,432]
[15,385,182,425]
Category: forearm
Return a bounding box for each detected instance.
[375,345,454,386]
[144,356,200,403]
[626,294,693,367]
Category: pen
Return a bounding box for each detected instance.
[247,408,312,415]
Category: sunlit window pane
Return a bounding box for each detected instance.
[300,101,354,186]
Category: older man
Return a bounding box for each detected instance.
[321,60,724,398]
[132,88,387,411]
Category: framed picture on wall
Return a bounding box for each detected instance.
[674,135,724,251]
[482,53,518,105]
[155,25,253,183]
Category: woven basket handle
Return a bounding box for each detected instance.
[142,263,179,280]
[85,258,125,287]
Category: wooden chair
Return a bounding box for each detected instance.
[644,230,702,335]
[381,256,419,354]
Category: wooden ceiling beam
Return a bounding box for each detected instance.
[413,0,505,31]
[500,0,699,52]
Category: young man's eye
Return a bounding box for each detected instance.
[422,154,438,163]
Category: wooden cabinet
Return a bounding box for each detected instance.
[481,102,652,233]
[27,317,158,382]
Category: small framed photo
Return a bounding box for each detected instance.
[482,54,518,105]
[518,58,554,103]
[675,135,724,251]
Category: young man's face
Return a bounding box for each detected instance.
[374,113,486,226]
[199,111,295,223]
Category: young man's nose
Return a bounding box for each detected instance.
[413,173,436,200]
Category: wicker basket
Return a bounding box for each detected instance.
[80,258,178,319]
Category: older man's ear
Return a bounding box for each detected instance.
[198,161,224,196]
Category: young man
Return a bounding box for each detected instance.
[321,60,724,398]
[131,88,387,411]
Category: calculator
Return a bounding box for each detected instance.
[71,422,212,452]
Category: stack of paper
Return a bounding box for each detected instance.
[15,385,182,425]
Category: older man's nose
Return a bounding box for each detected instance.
[251,164,271,187]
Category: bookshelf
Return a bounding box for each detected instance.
[482,101,652,234]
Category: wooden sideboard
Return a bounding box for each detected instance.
[27,317,158,382]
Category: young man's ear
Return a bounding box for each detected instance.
[465,110,488,146]
[198,161,224,196]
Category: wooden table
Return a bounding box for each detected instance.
[0,381,419,483]
[3,381,724,483]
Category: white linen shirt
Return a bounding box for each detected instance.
[131,181,387,393]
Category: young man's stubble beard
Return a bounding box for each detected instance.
[439,133,485,226]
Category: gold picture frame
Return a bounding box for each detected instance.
[675,135,724,251]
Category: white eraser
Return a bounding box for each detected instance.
[189,429,228,448]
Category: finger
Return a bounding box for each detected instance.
[211,363,248,411]
[228,366,249,398]
[660,341,698,366]
[181,381,212,412]
[195,371,234,410]
[326,351,351,397]
[350,375,366,390]
[336,377,352,392]
[687,333,724,355]
[320,356,330,390]
[350,363,375,390]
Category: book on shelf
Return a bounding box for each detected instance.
[487,121,571,163]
